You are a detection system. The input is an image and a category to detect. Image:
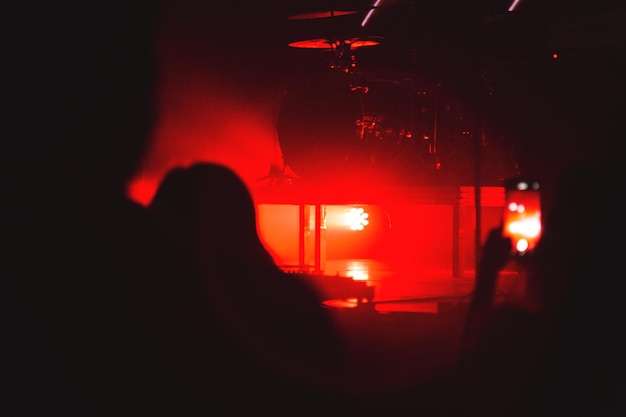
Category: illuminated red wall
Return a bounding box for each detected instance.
[256,187,506,278]
[127,2,291,207]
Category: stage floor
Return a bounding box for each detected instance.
[312,258,525,392]
[288,258,524,313]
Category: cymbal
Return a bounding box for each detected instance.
[288,37,382,50]
[287,10,360,20]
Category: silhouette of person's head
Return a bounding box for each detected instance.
[150,162,275,266]
[149,162,351,411]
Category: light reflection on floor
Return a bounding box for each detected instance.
[319,258,473,391]
[285,258,525,391]
[300,258,527,390]
[321,258,478,313]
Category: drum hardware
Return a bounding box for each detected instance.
[328,39,357,74]
[287,37,383,50]
[287,10,360,20]
[279,5,479,183]
[288,36,383,73]
[277,3,522,187]
[285,2,385,74]
[257,163,299,187]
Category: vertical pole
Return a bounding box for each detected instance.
[432,94,438,156]
[452,199,461,278]
[298,204,305,270]
[474,143,483,273]
[314,203,322,274]
[472,3,484,274]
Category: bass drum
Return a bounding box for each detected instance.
[277,71,365,181]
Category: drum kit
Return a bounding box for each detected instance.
[274,2,518,186]
[284,3,385,72]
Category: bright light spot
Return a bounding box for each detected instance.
[345,260,370,281]
[323,299,359,308]
[508,0,522,11]
[349,270,369,281]
[361,0,382,27]
[552,53,559,59]
[515,238,529,252]
[508,201,526,213]
[347,207,370,231]
[506,216,542,238]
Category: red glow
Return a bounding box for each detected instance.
[125,25,285,206]
[349,39,380,49]
[288,38,381,50]
[257,204,301,266]
[255,185,507,283]
[258,200,452,274]
[288,39,335,49]
[126,176,160,207]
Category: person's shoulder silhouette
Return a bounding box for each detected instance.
[448,157,625,417]
[149,162,351,412]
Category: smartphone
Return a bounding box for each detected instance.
[503,178,542,255]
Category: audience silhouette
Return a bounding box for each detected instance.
[4,1,186,415]
[4,1,349,414]
[5,1,624,416]
[148,162,352,414]
[449,156,625,417]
